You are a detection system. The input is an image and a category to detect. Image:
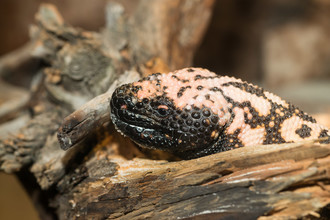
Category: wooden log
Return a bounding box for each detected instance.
[56,140,330,219]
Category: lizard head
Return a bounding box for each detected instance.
[110,68,226,157]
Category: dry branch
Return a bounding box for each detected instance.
[57,140,330,219]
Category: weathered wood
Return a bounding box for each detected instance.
[57,70,140,150]
[1,1,330,220]
[0,41,37,78]
[56,140,330,219]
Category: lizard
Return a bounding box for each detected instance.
[110,67,330,159]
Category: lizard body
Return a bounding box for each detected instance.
[110,68,330,159]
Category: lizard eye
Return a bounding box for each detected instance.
[157,105,169,116]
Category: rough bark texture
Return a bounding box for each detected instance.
[1,1,330,220]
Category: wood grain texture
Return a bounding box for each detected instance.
[57,140,330,219]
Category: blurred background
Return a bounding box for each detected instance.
[0,0,329,219]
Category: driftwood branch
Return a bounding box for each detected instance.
[57,70,140,150]
[57,140,330,219]
[1,1,330,220]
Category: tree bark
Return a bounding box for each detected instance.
[1,1,330,220]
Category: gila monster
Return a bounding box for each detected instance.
[110,68,330,159]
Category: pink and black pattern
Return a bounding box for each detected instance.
[110,68,330,159]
